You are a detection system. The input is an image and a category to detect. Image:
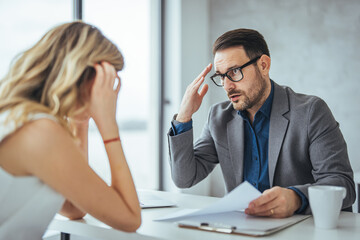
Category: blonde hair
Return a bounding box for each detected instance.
[0,21,123,133]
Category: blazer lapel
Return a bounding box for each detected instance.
[227,111,245,185]
[268,83,290,187]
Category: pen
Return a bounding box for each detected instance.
[198,222,237,234]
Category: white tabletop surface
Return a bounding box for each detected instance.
[49,189,360,240]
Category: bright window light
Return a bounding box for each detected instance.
[83,0,157,189]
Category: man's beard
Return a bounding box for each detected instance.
[227,70,267,111]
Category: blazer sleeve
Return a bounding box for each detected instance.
[293,98,356,214]
[167,107,219,188]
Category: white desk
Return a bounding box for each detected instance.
[49,189,360,240]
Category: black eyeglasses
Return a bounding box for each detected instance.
[210,56,261,87]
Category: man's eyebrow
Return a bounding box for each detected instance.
[215,65,241,74]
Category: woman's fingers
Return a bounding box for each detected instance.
[100,62,117,87]
[89,63,119,126]
[114,76,121,93]
[95,61,119,93]
[94,63,105,86]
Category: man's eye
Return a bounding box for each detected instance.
[231,68,239,75]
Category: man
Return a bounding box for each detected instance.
[168,29,355,217]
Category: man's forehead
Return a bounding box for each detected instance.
[214,46,248,72]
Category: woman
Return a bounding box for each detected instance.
[0,21,141,239]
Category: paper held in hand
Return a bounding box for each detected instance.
[155,181,310,236]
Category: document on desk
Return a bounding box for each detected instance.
[155,181,310,236]
[139,191,176,209]
[155,181,261,221]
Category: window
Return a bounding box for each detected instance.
[0,0,72,78]
[0,0,158,190]
[83,0,158,189]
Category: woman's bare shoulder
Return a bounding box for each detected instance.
[0,118,74,176]
[17,118,74,147]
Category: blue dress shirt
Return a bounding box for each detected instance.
[170,80,308,213]
[238,81,273,193]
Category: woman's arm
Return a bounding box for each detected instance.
[15,119,141,232]
[15,62,141,231]
[86,62,141,222]
[59,119,89,219]
[59,200,86,220]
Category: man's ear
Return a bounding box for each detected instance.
[258,54,271,76]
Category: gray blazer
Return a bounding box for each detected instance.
[168,82,355,214]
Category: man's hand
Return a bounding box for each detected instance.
[176,63,212,123]
[245,187,301,218]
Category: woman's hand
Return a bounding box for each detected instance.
[88,62,121,139]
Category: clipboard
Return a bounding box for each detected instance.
[176,212,310,237]
[154,182,310,236]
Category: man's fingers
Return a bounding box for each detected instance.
[194,76,205,88]
[199,83,208,98]
[249,188,277,208]
[192,77,208,99]
[194,63,212,84]
[249,207,279,217]
[246,187,297,218]
[246,198,277,215]
[188,76,205,95]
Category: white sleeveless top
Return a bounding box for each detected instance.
[0,111,65,240]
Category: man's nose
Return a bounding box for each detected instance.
[223,76,235,91]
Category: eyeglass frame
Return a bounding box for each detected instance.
[210,56,261,87]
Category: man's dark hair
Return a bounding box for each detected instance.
[212,29,270,59]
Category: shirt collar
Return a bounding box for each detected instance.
[238,80,274,120]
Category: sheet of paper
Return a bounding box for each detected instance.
[139,192,176,209]
[155,181,261,221]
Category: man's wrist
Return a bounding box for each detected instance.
[175,113,192,123]
[171,114,193,136]
[290,189,302,212]
[288,187,308,214]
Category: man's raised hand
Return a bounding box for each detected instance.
[176,63,212,123]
